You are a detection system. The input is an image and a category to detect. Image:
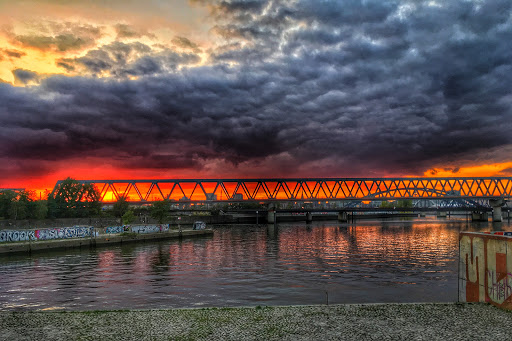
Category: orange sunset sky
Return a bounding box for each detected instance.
[1,0,511,195]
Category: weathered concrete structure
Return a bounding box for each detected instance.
[437,211,447,218]
[471,211,489,222]
[305,212,313,223]
[338,211,348,222]
[267,210,276,224]
[490,198,506,222]
[459,231,512,310]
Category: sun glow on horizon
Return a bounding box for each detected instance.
[3,160,512,197]
[424,162,512,178]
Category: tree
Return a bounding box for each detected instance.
[151,199,171,223]
[380,201,393,208]
[397,200,413,208]
[0,190,43,220]
[33,200,48,220]
[122,210,135,225]
[47,178,101,218]
[8,190,30,220]
[0,190,18,219]
[380,200,413,209]
[113,196,130,221]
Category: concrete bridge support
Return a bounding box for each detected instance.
[338,211,348,222]
[472,212,489,222]
[490,199,505,222]
[437,211,447,218]
[267,210,276,225]
[267,224,277,239]
[306,212,313,223]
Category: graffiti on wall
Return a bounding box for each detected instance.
[486,270,512,304]
[0,226,94,243]
[459,232,512,309]
[0,230,36,242]
[104,224,170,234]
[36,226,94,240]
[105,226,125,234]
[131,224,169,234]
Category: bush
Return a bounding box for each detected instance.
[122,210,135,225]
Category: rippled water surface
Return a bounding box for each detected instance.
[1,218,510,311]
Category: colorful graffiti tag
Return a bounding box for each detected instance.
[0,230,35,242]
[0,226,94,243]
[105,226,125,234]
[104,224,170,234]
[131,225,169,234]
[459,232,512,310]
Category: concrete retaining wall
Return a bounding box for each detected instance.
[459,231,512,309]
[0,229,213,255]
[0,226,94,243]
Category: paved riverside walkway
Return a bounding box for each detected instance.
[1,303,511,340]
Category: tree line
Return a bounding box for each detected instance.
[0,178,174,223]
[0,189,48,220]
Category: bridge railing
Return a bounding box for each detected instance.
[51,177,512,203]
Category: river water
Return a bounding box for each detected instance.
[0,217,510,311]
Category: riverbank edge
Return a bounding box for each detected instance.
[0,229,213,255]
[1,303,511,340]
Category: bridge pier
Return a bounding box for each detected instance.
[306,212,313,223]
[490,199,505,222]
[472,211,489,222]
[267,210,276,225]
[437,211,447,218]
[349,213,355,223]
[338,211,348,222]
[267,224,277,238]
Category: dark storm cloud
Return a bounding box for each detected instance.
[2,0,512,178]
[114,24,156,39]
[172,36,201,52]
[0,48,26,59]
[57,42,200,77]
[12,69,39,85]
[121,154,202,169]
[11,22,101,52]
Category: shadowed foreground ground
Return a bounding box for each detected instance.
[1,303,511,340]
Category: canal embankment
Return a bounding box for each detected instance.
[0,303,510,341]
[0,228,213,255]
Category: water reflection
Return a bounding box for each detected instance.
[0,217,510,311]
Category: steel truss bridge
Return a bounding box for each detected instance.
[54,177,512,204]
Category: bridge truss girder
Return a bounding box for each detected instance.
[52,177,512,204]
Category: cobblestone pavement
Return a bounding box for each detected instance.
[1,303,511,340]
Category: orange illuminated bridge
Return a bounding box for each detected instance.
[51,177,512,203]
